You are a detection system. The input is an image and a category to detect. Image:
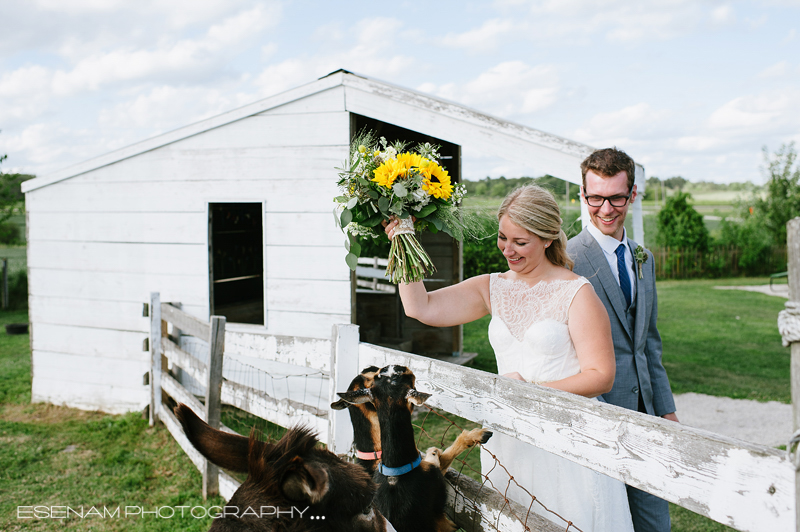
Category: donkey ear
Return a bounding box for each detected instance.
[282,459,330,504]
[406,389,431,406]
[337,388,374,405]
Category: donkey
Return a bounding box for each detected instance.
[338,365,488,532]
[330,366,382,474]
[174,404,391,532]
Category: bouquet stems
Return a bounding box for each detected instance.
[386,218,436,284]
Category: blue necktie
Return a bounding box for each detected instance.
[616,244,632,308]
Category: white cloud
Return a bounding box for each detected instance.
[708,90,800,133]
[97,86,247,131]
[440,19,518,52]
[418,61,560,117]
[573,103,671,145]
[711,5,735,25]
[253,17,416,98]
[782,28,797,44]
[757,61,790,78]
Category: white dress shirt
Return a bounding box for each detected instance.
[585,223,635,304]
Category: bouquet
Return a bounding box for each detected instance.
[334,132,468,284]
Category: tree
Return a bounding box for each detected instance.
[656,191,709,250]
[752,142,800,245]
[0,152,34,244]
[663,176,687,190]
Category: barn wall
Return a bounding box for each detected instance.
[26,86,352,413]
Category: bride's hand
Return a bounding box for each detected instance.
[382,216,400,240]
[382,215,415,241]
[502,371,526,381]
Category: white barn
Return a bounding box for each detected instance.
[22,70,646,414]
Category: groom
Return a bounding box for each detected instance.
[567,148,677,532]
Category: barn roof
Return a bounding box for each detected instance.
[22,70,631,194]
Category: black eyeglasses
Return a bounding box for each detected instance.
[582,187,633,208]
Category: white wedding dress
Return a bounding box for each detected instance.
[480,273,634,532]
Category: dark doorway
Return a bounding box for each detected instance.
[209,203,264,325]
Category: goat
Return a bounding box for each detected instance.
[174,403,391,532]
[331,366,490,477]
[330,366,382,474]
[338,365,489,532]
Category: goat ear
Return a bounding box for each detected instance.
[330,398,349,410]
[406,389,431,406]
[337,388,373,405]
[282,458,329,504]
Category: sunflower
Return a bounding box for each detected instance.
[419,161,453,200]
[372,152,424,189]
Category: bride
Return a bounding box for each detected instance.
[384,184,634,532]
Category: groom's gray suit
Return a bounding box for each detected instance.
[567,228,675,532]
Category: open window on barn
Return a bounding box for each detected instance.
[350,113,466,360]
[208,202,265,325]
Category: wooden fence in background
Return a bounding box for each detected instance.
[652,245,788,279]
[149,292,796,532]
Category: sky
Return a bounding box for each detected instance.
[0,0,798,184]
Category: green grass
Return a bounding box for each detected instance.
[0,310,222,531]
[658,277,790,403]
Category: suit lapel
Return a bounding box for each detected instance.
[629,237,647,350]
[581,231,633,340]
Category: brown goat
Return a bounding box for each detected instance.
[174,404,391,532]
[330,366,382,474]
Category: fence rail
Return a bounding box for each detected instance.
[150,294,797,531]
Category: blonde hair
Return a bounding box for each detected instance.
[497,184,574,270]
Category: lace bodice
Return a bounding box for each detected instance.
[488,274,590,383]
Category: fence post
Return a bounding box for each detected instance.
[149,292,162,427]
[203,315,226,500]
[787,218,800,532]
[328,323,359,455]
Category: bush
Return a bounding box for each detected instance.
[7,270,27,310]
[0,223,20,244]
[656,191,709,251]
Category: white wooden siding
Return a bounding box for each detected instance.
[259,86,346,116]
[171,112,349,150]
[33,350,148,387]
[29,296,156,331]
[32,377,147,414]
[32,324,148,359]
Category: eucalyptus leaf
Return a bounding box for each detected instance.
[416,203,437,218]
[344,238,351,252]
[346,197,358,209]
[334,195,348,203]
[431,217,443,230]
[351,241,362,257]
[367,190,379,199]
[378,197,390,212]
[364,213,384,227]
[393,182,408,197]
[340,208,353,227]
[345,252,358,271]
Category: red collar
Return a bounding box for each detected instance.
[355,450,381,460]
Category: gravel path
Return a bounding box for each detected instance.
[674,393,792,448]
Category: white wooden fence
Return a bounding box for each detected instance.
[149,290,798,532]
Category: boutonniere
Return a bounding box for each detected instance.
[634,245,648,279]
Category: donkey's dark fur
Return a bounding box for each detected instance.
[174,403,387,532]
[338,365,457,532]
[330,366,381,474]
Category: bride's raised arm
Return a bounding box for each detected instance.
[398,275,491,328]
[384,216,491,328]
